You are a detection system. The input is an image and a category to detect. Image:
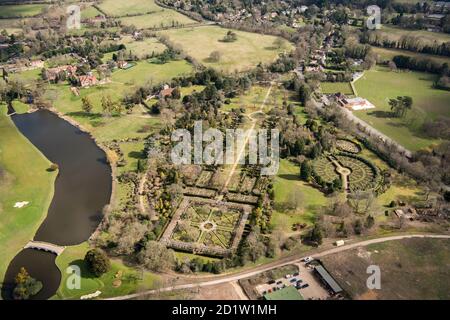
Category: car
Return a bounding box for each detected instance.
[268,280,275,285]
[262,290,267,295]
[267,289,272,293]
[285,274,292,279]
[296,280,303,285]
[302,256,314,263]
[300,284,309,289]
[290,278,297,283]
[293,272,299,277]
[276,280,283,285]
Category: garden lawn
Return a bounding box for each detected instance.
[353,66,450,151]
[320,82,354,96]
[0,4,47,18]
[98,0,163,17]
[158,26,294,72]
[119,10,196,29]
[53,242,160,299]
[0,108,57,285]
[271,159,328,232]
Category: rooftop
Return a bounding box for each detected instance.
[314,265,343,294]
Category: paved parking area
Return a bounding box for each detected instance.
[255,263,330,300]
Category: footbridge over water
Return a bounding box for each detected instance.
[24,241,65,256]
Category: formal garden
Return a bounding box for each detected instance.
[162,198,252,257]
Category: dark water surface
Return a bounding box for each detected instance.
[2,110,112,299]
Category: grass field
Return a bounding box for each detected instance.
[378,25,450,44]
[0,4,47,18]
[53,242,160,299]
[322,238,450,300]
[372,46,450,65]
[271,159,328,232]
[119,10,196,29]
[158,26,293,72]
[98,0,162,17]
[353,66,450,151]
[320,82,354,96]
[81,5,103,20]
[0,108,57,285]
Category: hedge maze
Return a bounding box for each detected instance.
[313,157,340,183]
[313,152,381,193]
[336,139,361,154]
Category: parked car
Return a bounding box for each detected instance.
[268,280,275,285]
[296,280,303,285]
[300,284,309,289]
[290,278,297,283]
[293,272,299,277]
[262,290,267,295]
[276,280,283,285]
[285,274,292,279]
[302,257,314,263]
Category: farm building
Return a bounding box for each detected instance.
[159,85,175,99]
[314,265,343,295]
[263,286,303,300]
[78,75,98,88]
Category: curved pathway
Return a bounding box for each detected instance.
[106,233,450,300]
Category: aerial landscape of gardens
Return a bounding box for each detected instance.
[0,0,449,303]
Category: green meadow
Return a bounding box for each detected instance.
[119,10,196,29]
[158,26,293,72]
[354,66,450,151]
[98,0,162,17]
[0,4,47,18]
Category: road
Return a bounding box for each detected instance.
[106,233,450,300]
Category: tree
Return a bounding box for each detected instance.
[284,188,304,211]
[101,95,114,115]
[353,219,363,235]
[388,60,397,72]
[84,248,110,277]
[389,96,413,118]
[300,160,313,181]
[81,96,93,113]
[171,87,181,99]
[138,241,175,272]
[13,267,42,300]
[307,223,323,245]
[273,38,287,50]
[208,50,222,62]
